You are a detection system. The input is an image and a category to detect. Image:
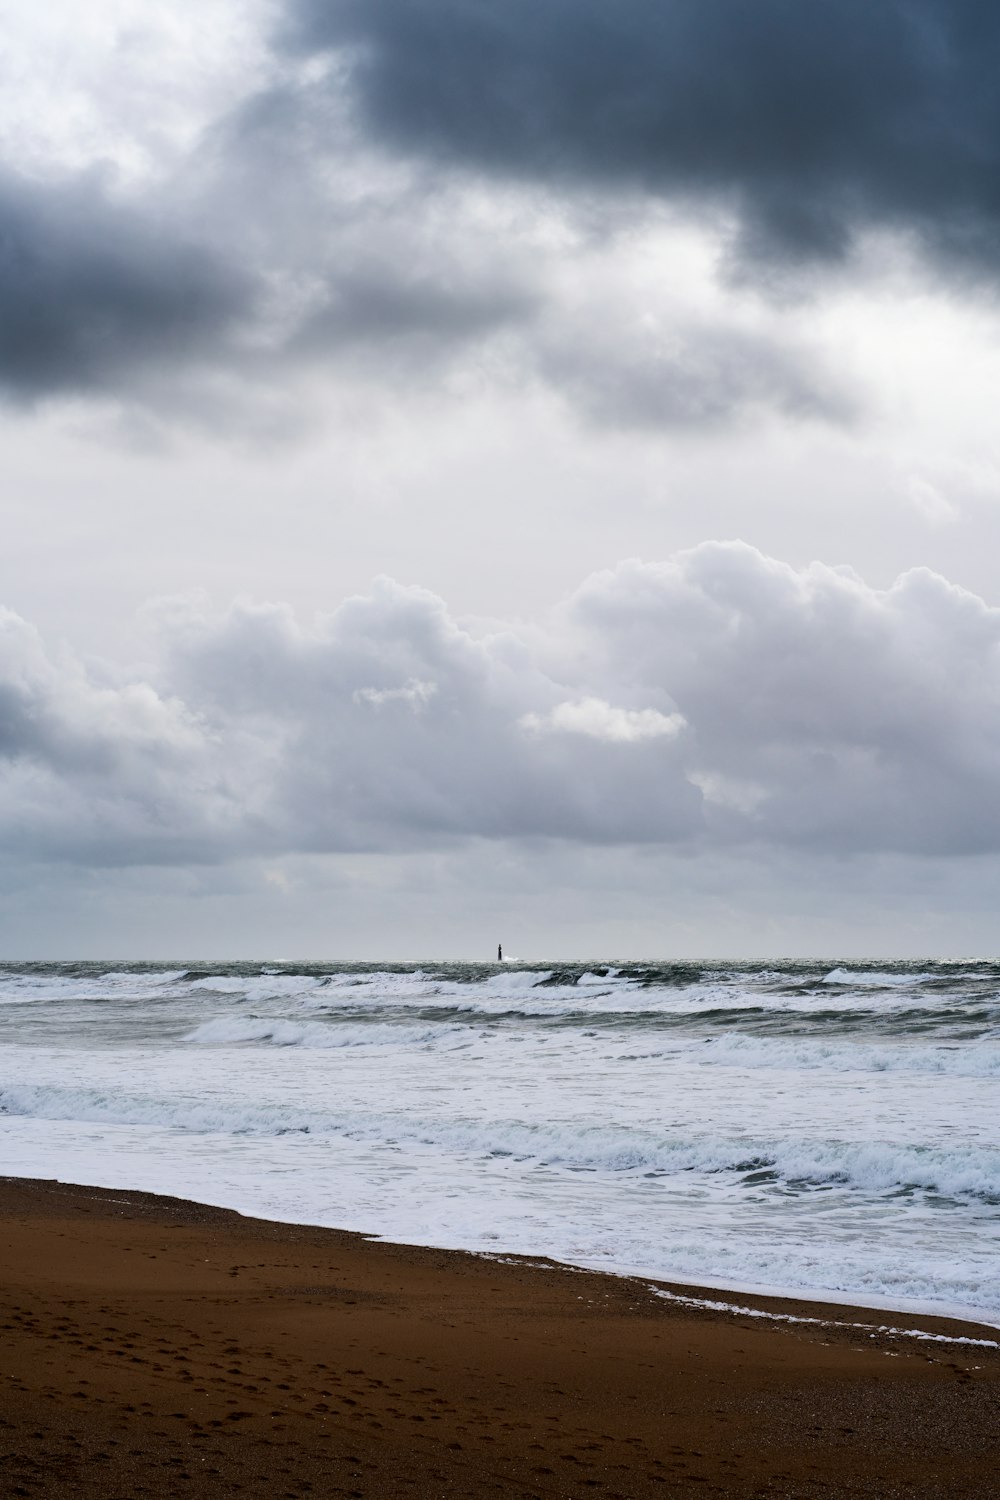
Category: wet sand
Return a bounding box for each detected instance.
[0,1177,997,1497]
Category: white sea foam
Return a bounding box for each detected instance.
[647,1288,1000,1345]
[634,1033,1000,1077]
[822,967,933,987]
[185,1016,467,1049]
[0,968,190,1004]
[188,973,331,1002]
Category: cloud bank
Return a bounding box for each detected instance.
[3,543,999,866]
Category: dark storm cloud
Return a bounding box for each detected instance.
[5,546,1000,865]
[0,170,254,398]
[284,0,1000,276]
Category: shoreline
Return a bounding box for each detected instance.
[8,1173,1000,1344]
[2,1176,997,1497]
[4,1166,997,1338]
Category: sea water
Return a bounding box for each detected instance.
[1,960,997,1325]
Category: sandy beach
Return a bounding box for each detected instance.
[0,1178,996,1497]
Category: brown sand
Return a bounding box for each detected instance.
[0,1178,996,1497]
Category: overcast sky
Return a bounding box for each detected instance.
[3,0,1000,959]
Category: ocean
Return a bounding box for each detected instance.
[1,959,997,1326]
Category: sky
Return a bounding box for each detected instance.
[3,0,1000,959]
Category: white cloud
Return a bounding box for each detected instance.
[687,771,767,816]
[353,678,437,710]
[521,698,685,744]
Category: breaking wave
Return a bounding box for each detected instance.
[2,1081,998,1204]
[185,1016,468,1049]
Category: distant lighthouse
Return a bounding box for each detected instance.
[497,942,503,962]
